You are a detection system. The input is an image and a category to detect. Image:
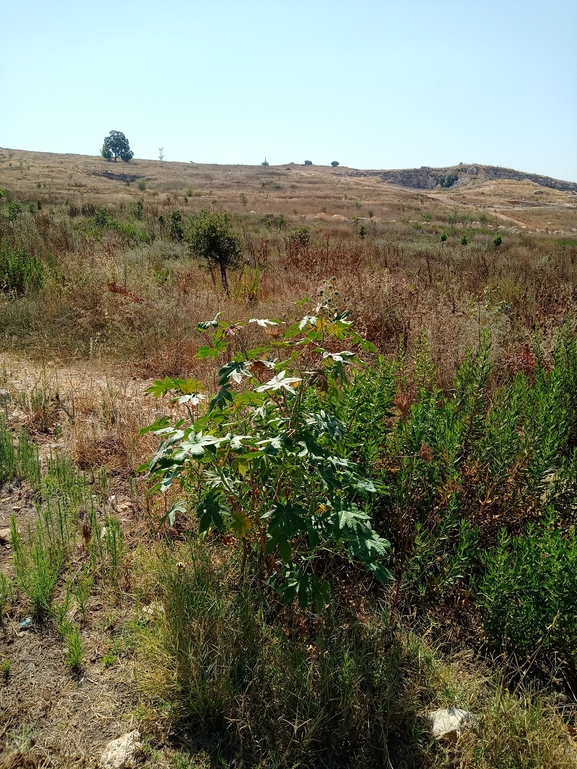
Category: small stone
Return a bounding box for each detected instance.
[99,730,143,769]
[0,528,10,542]
[428,707,472,741]
[0,389,10,399]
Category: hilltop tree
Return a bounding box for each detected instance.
[101,131,134,163]
[331,161,339,167]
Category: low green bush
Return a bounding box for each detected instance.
[478,518,577,671]
[0,238,44,294]
[142,539,431,768]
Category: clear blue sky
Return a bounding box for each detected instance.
[2,0,576,180]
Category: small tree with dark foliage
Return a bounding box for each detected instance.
[185,209,242,295]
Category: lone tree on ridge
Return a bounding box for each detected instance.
[101,131,134,162]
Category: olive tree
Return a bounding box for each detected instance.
[185,209,242,295]
[101,131,134,162]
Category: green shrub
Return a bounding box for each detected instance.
[136,179,147,191]
[0,573,11,623]
[144,540,426,768]
[114,220,150,244]
[142,296,391,611]
[60,620,84,670]
[6,201,22,220]
[478,519,577,671]
[438,173,458,188]
[0,239,43,294]
[93,206,114,228]
[288,225,310,251]
[10,515,65,617]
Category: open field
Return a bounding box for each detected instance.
[0,149,577,768]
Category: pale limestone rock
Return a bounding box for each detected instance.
[428,708,471,741]
[99,730,142,769]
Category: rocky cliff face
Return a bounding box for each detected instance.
[345,164,577,192]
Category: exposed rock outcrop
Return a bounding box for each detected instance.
[344,164,577,192]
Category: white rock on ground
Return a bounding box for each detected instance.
[99,730,143,769]
[428,708,472,741]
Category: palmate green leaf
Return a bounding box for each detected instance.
[177,431,226,458]
[145,377,205,399]
[299,315,318,331]
[276,568,331,611]
[316,465,342,490]
[235,390,265,409]
[284,317,317,338]
[146,377,180,398]
[263,502,308,538]
[344,472,377,494]
[249,318,280,327]
[305,410,345,440]
[139,415,171,436]
[230,508,252,537]
[176,393,206,407]
[255,370,302,394]
[294,431,325,459]
[366,561,394,583]
[321,350,355,363]
[257,434,284,453]
[196,339,227,359]
[198,490,226,533]
[348,531,391,561]
[218,360,250,385]
[266,533,292,563]
[228,434,254,451]
[209,384,234,412]
[160,501,187,527]
[334,505,373,537]
[147,430,186,474]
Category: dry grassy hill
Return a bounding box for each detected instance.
[1,148,576,234]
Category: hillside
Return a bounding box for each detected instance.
[1,148,576,235]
